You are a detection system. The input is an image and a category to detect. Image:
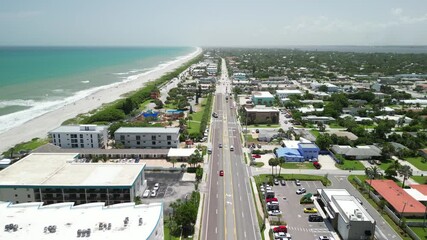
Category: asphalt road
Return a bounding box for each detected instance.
[202,59,261,240]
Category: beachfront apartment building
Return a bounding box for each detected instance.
[114,127,180,149]
[48,125,108,149]
[0,201,163,240]
[0,153,146,206]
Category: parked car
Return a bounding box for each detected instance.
[230,145,234,151]
[272,225,287,233]
[219,170,224,176]
[295,179,301,186]
[308,214,323,222]
[266,197,278,203]
[142,190,150,198]
[318,236,331,240]
[153,183,160,191]
[274,178,279,185]
[268,210,282,216]
[252,154,261,158]
[280,180,286,186]
[267,201,279,206]
[313,161,321,169]
[257,144,262,148]
[274,232,291,239]
[219,143,222,148]
[296,188,306,194]
[150,190,157,197]
[304,207,318,213]
[256,129,260,133]
[356,197,363,205]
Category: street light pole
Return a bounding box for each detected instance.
[399,201,408,226]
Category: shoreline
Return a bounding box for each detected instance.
[0,47,202,153]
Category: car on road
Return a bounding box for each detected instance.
[313,161,321,169]
[274,178,279,185]
[304,207,318,213]
[219,143,222,148]
[256,129,260,133]
[150,190,157,197]
[268,210,282,216]
[252,154,261,158]
[142,190,150,198]
[318,236,331,240]
[219,170,224,176]
[280,180,286,186]
[207,147,212,154]
[296,188,306,194]
[295,179,301,186]
[153,183,160,191]
[257,144,262,148]
[308,214,323,222]
[272,225,287,233]
[230,145,234,151]
[356,197,363,205]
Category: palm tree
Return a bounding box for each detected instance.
[277,157,285,177]
[170,158,178,168]
[268,158,278,177]
[398,165,413,188]
[365,166,381,179]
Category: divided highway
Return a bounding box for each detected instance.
[202,59,261,240]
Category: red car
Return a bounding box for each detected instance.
[252,154,261,158]
[273,225,287,233]
[266,197,278,203]
[219,170,224,176]
[313,161,321,169]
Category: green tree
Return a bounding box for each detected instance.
[381,142,395,160]
[315,134,333,150]
[318,85,328,92]
[398,165,413,188]
[365,166,381,179]
[170,158,178,168]
[277,157,285,177]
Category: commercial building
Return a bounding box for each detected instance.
[0,201,163,240]
[275,89,302,99]
[275,143,319,162]
[0,153,146,206]
[48,125,108,149]
[244,106,279,124]
[114,127,180,149]
[331,145,381,160]
[301,115,335,124]
[251,91,275,106]
[318,189,376,240]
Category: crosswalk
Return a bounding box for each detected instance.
[287,226,330,233]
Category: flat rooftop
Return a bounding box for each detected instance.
[0,153,145,187]
[49,125,106,133]
[0,201,162,240]
[115,127,180,134]
[333,195,374,223]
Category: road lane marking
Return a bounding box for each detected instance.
[216,209,218,214]
[216,194,218,199]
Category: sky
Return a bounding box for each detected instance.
[0,0,427,47]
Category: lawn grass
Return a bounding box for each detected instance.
[412,176,427,184]
[309,130,320,138]
[348,175,412,240]
[254,162,265,168]
[164,103,178,110]
[2,138,49,157]
[328,122,342,128]
[244,134,257,143]
[404,157,427,171]
[410,227,427,239]
[378,159,395,171]
[164,222,180,240]
[254,174,331,187]
[187,99,206,135]
[138,99,153,111]
[281,162,315,169]
[335,159,366,170]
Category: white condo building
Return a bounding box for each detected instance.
[0,153,146,206]
[49,125,108,149]
[114,127,180,149]
[0,201,163,240]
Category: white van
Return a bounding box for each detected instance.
[230,146,234,151]
[142,189,150,198]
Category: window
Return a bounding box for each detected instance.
[137,141,140,145]
[151,135,156,140]
[15,194,18,197]
[168,142,171,145]
[136,136,141,140]
[27,194,31,198]
[81,144,84,148]
[80,134,83,138]
[167,135,172,140]
[120,135,125,140]
[70,134,77,138]
[71,144,78,148]
[152,141,156,145]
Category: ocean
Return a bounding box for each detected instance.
[0,46,195,133]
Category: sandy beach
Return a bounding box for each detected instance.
[0,47,202,154]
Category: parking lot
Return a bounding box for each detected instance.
[143,172,195,214]
[265,180,336,240]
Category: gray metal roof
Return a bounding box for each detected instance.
[49,125,107,133]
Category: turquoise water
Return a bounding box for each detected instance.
[0,46,195,131]
[0,47,193,109]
